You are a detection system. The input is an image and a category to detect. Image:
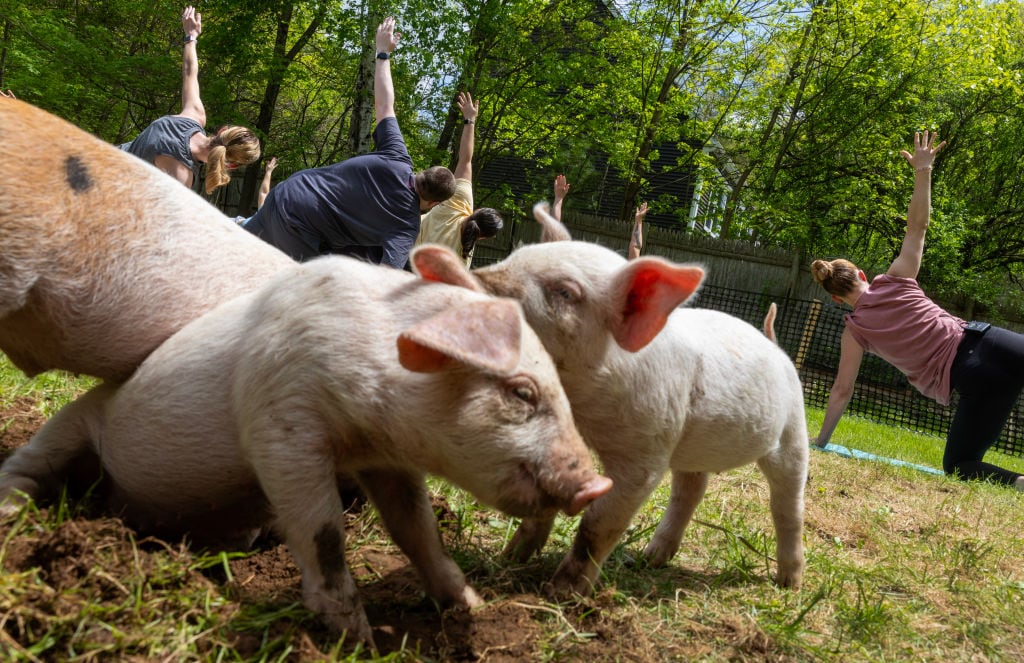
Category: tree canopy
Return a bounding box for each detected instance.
[3,0,1023,314]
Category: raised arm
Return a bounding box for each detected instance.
[628,202,648,260]
[452,92,478,180]
[374,17,399,122]
[178,6,205,126]
[552,174,571,221]
[811,328,865,448]
[257,156,278,209]
[888,130,945,279]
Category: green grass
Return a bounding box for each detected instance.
[805,407,1024,476]
[1,356,1023,661]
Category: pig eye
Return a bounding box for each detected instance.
[513,385,535,402]
[506,377,538,408]
[547,279,581,302]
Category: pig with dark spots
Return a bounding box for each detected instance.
[468,203,807,595]
[0,97,292,382]
[0,246,611,648]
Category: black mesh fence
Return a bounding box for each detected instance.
[687,284,1024,458]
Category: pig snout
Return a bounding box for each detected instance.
[531,437,612,517]
[566,476,613,517]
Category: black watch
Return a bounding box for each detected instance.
[375,51,389,60]
[183,34,196,43]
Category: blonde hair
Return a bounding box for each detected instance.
[204,126,260,194]
[810,258,861,297]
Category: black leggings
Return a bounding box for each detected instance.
[946,326,1024,486]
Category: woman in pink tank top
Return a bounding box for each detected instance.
[810,131,1024,491]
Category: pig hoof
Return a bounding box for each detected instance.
[460,585,484,608]
[502,535,540,563]
[0,483,37,518]
[775,569,804,590]
[541,574,595,601]
[641,541,676,568]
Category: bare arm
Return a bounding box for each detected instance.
[374,17,399,122]
[257,156,278,209]
[811,328,864,448]
[888,130,945,279]
[452,92,478,181]
[552,174,570,221]
[178,6,205,126]
[628,202,648,260]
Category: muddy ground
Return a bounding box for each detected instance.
[0,398,777,661]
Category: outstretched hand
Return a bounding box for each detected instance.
[900,130,945,171]
[457,91,478,122]
[376,16,400,54]
[182,5,202,38]
[554,174,571,201]
[634,202,649,222]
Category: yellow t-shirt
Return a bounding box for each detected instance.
[416,178,474,267]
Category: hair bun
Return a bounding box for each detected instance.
[810,259,831,283]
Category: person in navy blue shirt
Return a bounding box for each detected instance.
[245,17,456,268]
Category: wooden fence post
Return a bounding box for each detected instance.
[795,299,822,371]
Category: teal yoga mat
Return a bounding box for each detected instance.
[813,443,944,476]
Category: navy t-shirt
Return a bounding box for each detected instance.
[257,117,419,268]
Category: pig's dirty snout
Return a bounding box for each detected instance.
[566,476,613,517]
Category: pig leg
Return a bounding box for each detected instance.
[548,453,668,597]
[755,430,807,589]
[243,422,374,647]
[0,384,112,514]
[502,515,555,562]
[642,470,709,567]
[357,468,483,609]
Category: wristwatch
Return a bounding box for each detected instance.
[375,51,389,60]
[183,34,196,43]
[463,119,475,125]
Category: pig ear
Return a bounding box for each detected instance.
[409,244,485,292]
[533,202,572,243]
[608,259,704,352]
[397,298,522,374]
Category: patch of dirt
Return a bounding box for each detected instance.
[0,400,687,662]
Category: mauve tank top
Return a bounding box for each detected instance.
[844,274,965,404]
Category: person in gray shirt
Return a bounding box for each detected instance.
[120,6,260,195]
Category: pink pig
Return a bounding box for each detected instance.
[467,203,808,595]
[0,97,293,382]
[0,246,611,647]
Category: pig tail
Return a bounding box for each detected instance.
[461,208,504,259]
[203,126,260,194]
[810,258,860,297]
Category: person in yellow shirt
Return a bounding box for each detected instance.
[415,92,503,267]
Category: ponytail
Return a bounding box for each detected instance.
[203,126,260,194]
[461,208,504,259]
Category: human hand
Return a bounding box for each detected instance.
[266,156,278,172]
[809,434,828,449]
[376,16,400,54]
[554,174,571,201]
[900,130,945,172]
[0,89,15,99]
[457,91,478,122]
[634,202,649,223]
[182,6,202,39]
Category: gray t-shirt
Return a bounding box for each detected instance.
[119,115,203,182]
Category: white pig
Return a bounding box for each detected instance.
[0,246,612,647]
[0,97,293,382]
[466,203,807,595]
